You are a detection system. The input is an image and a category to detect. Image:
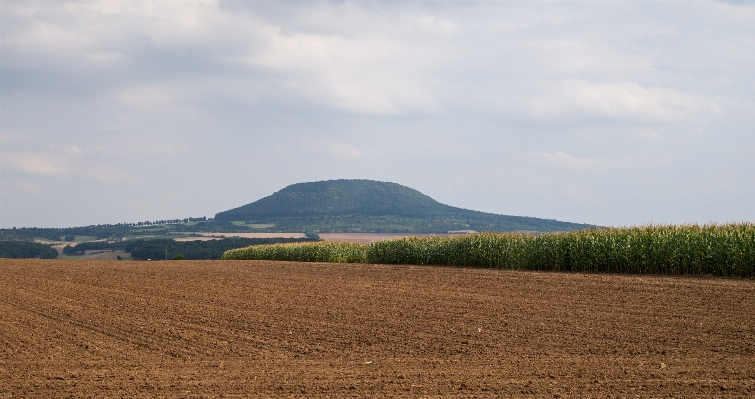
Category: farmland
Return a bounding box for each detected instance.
[1,259,753,397]
[224,224,755,277]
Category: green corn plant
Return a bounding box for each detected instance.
[223,224,755,277]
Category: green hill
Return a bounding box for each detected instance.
[215,180,594,233]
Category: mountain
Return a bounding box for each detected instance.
[214,179,594,233]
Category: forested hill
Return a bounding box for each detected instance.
[215,180,595,233]
[217,180,455,219]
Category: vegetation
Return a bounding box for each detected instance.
[0,241,58,259]
[60,237,318,260]
[63,241,119,255]
[0,217,266,242]
[0,180,593,241]
[223,224,755,277]
[125,237,318,260]
[214,179,594,233]
[223,241,367,263]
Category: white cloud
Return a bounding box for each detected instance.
[527,151,631,171]
[84,167,131,183]
[85,51,123,63]
[2,1,755,227]
[574,81,711,120]
[114,85,184,109]
[12,180,44,194]
[248,22,441,115]
[511,80,732,122]
[631,128,661,140]
[2,153,70,176]
[310,141,363,159]
[575,128,660,141]
[62,145,84,156]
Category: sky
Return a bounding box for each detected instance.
[1,0,754,229]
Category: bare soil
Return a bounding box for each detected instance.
[1,259,753,398]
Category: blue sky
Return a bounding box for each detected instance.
[1,0,754,228]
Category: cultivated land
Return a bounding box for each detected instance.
[173,232,440,243]
[1,260,753,398]
[319,233,444,244]
[173,232,307,242]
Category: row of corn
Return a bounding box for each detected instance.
[222,224,755,277]
[222,240,367,263]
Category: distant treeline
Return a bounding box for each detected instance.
[0,217,264,242]
[63,241,120,255]
[127,238,319,260]
[64,237,318,260]
[0,241,58,259]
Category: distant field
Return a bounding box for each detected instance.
[319,233,445,244]
[174,232,306,241]
[173,232,443,243]
[229,221,275,228]
[57,250,130,260]
[1,259,753,397]
[35,236,98,245]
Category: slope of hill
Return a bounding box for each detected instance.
[215,180,594,233]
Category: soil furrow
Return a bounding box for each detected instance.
[1,259,753,397]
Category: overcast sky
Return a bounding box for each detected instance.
[1,0,754,228]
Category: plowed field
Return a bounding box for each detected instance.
[1,260,753,398]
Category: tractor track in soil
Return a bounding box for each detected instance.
[0,259,754,398]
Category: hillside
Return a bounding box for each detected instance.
[215,180,594,233]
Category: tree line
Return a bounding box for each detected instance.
[0,241,58,259]
[63,237,318,260]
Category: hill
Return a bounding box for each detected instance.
[214,179,594,233]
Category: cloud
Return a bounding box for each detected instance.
[513,80,725,122]
[630,128,661,140]
[245,18,442,115]
[576,128,660,141]
[574,81,713,120]
[12,180,44,194]
[310,141,363,159]
[2,153,70,176]
[62,145,84,156]
[2,1,755,227]
[84,167,131,183]
[527,151,631,171]
[114,85,185,110]
[85,51,123,63]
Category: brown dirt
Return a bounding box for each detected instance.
[1,260,753,398]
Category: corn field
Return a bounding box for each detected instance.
[222,224,755,277]
[222,241,367,263]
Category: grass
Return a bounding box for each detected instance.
[222,224,755,277]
